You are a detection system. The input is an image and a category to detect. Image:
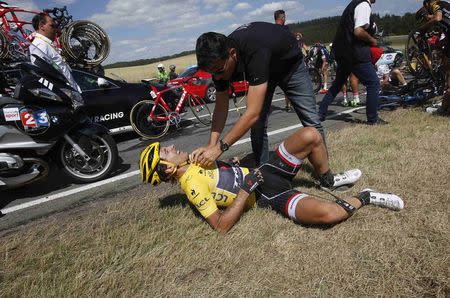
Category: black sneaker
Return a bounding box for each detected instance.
[319,114,326,122]
[367,118,388,126]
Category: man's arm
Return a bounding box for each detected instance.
[192,83,267,167]
[420,10,443,31]
[354,27,377,46]
[208,90,229,146]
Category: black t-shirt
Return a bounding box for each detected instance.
[214,22,303,92]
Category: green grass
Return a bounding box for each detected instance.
[0,108,449,296]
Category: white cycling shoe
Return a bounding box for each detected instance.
[361,188,404,211]
[333,169,362,188]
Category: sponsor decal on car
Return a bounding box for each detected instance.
[91,112,124,123]
[3,107,20,121]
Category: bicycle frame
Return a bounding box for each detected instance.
[148,84,190,122]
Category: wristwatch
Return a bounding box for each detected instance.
[219,139,230,152]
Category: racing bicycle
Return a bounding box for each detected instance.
[0,2,109,68]
[130,77,212,139]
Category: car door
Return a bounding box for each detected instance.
[72,69,130,131]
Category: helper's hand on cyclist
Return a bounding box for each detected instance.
[191,144,222,168]
[241,169,264,194]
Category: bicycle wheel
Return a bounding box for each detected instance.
[0,30,8,59]
[188,94,212,125]
[308,67,322,94]
[405,31,429,78]
[130,100,170,139]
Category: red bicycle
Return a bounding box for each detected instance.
[130,77,213,139]
[0,2,109,68]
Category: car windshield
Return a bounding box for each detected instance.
[178,67,197,78]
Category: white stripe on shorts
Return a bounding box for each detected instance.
[287,193,309,221]
[278,142,303,166]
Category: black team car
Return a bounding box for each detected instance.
[1,67,179,135]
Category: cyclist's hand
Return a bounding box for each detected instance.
[192,144,222,167]
[241,169,264,194]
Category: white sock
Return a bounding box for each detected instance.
[323,83,328,89]
[353,94,360,102]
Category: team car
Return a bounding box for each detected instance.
[1,67,155,135]
[167,65,248,102]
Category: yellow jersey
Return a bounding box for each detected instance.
[179,161,256,219]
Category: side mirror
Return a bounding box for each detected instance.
[97,77,110,88]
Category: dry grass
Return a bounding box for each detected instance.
[105,54,197,83]
[0,109,449,297]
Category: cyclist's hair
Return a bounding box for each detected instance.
[196,32,232,70]
[274,10,285,21]
[32,13,49,31]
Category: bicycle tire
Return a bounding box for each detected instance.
[130,100,170,139]
[0,29,8,59]
[405,31,429,78]
[188,94,212,125]
[308,67,322,94]
[60,20,110,66]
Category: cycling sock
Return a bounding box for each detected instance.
[343,91,347,100]
[356,190,371,206]
[353,93,359,101]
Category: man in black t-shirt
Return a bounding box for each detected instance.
[192,22,324,166]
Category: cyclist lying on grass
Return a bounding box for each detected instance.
[139,127,404,233]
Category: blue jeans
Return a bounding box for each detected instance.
[319,62,380,123]
[251,61,324,165]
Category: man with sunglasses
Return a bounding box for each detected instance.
[193,22,324,167]
[30,13,76,86]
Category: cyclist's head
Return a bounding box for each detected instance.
[32,13,57,39]
[423,0,438,7]
[169,64,176,71]
[196,32,237,80]
[295,32,302,40]
[274,10,286,25]
[139,142,188,185]
[157,63,165,72]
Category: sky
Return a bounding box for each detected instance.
[6,0,423,63]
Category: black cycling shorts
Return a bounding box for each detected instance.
[255,151,309,221]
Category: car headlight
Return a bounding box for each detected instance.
[29,88,62,102]
[61,88,85,109]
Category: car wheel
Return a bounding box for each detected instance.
[205,85,216,102]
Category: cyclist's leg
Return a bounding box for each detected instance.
[322,59,329,89]
[318,62,351,118]
[442,47,450,112]
[283,61,325,142]
[250,82,276,165]
[352,62,381,123]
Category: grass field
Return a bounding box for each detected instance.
[0,108,449,296]
[383,35,408,52]
[105,54,197,83]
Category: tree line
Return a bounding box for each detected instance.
[105,12,419,69]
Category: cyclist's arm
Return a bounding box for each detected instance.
[205,189,252,234]
[420,10,443,31]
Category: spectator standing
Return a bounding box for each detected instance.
[319,0,386,125]
[274,9,293,112]
[168,64,178,80]
[30,13,79,91]
[193,23,325,166]
[156,63,169,84]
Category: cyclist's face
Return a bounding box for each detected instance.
[160,145,188,163]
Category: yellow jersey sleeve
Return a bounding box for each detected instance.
[180,166,218,219]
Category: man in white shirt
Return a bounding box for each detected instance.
[319,0,385,125]
[30,13,78,90]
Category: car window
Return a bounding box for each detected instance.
[72,70,117,91]
[178,67,197,78]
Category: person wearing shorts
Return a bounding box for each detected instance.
[139,127,403,233]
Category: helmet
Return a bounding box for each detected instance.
[157,63,164,69]
[140,142,162,185]
[169,64,176,71]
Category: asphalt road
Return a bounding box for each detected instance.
[0,89,370,230]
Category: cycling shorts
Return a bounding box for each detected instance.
[255,142,309,221]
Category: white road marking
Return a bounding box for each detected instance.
[0,101,367,215]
